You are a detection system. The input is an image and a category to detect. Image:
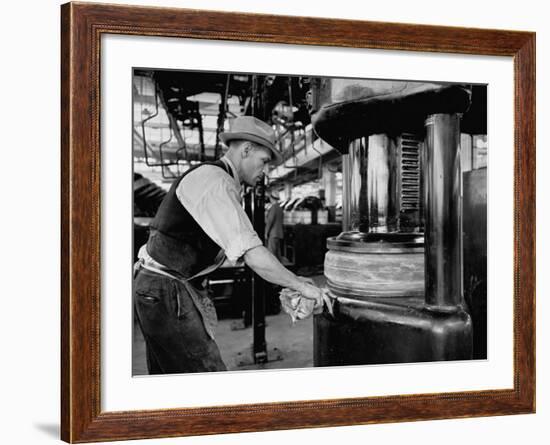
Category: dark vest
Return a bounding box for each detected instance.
[146,160,233,278]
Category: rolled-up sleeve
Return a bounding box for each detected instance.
[176,166,262,264]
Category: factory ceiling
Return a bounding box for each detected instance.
[133,69,317,183]
[133,69,486,185]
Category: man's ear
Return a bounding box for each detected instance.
[242,142,252,158]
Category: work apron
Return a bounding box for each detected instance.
[134,245,225,340]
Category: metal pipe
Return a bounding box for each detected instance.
[252,177,267,363]
[423,113,463,309]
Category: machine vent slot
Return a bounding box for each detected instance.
[398,134,422,232]
[399,134,421,210]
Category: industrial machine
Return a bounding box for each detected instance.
[311,79,485,365]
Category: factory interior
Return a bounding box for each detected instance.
[132,70,487,375]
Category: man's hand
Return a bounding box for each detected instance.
[296,281,334,317]
[243,245,333,317]
[280,283,334,322]
[280,288,315,322]
[297,277,323,308]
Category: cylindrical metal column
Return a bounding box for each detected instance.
[321,164,337,207]
[342,135,399,234]
[423,114,462,309]
[367,134,398,233]
[341,154,351,232]
[346,137,369,232]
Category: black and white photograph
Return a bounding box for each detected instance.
[5,0,548,444]
[132,69,487,376]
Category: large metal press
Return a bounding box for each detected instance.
[310,79,483,365]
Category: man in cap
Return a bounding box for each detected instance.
[134,116,325,374]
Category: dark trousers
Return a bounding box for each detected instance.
[133,269,226,374]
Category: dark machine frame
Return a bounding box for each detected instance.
[61,2,535,442]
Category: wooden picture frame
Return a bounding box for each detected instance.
[61,1,535,442]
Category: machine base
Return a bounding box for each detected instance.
[314,296,473,366]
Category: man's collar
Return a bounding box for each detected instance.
[220,155,241,186]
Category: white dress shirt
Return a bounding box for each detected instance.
[176,156,262,265]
